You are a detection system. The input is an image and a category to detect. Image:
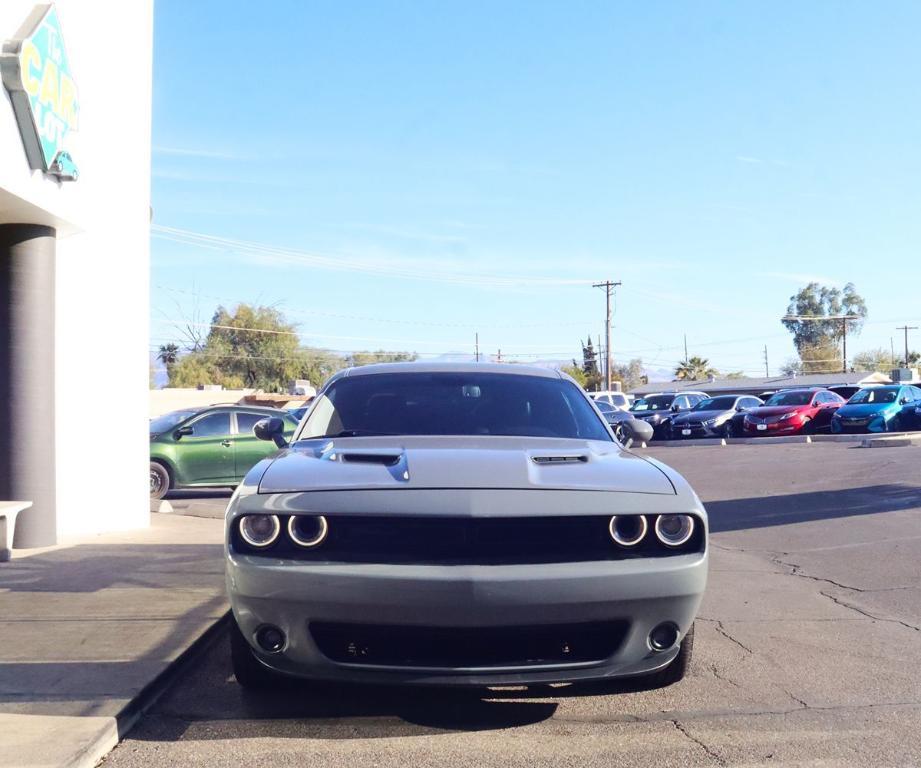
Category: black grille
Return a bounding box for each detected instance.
[309,620,628,668]
[232,514,705,564]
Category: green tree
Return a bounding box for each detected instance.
[561,363,588,387]
[781,282,867,352]
[674,356,718,381]
[167,304,346,391]
[850,347,913,372]
[781,339,842,375]
[611,358,645,390]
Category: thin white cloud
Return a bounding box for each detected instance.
[153,145,247,160]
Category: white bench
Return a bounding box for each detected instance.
[0,501,32,561]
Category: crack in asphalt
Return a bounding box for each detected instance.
[708,663,742,689]
[700,619,755,655]
[671,719,727,765]
[818,591,921,633]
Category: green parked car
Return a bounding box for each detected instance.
[150,405,299,499]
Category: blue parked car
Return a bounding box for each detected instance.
[896,386,921,432]
[831,384,921,434]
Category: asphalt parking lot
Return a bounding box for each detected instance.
[112,442,921,767]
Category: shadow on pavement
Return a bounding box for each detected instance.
[129,634,674,741]
[707,483,921,533]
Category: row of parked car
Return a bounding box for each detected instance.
[591,384,921,442]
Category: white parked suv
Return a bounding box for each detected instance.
[592,391,632,411]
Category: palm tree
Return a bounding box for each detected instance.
[674,356,718,381]
[157,343,179,366]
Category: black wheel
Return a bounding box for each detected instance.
[230,619,282,689]
[801,417,814,435]
[642,624,694,688]
[150,462,171,500]
[724,420,737,439]
[613,424,627,443]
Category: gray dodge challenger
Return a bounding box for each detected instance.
[225,362,708,689]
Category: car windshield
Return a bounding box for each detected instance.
[764,391,813,407]
[848,388,898,404]
[149,409,199,433]
[299,372,612,441]
[691,396,737,411]
[630,395,674,411]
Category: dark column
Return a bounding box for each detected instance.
[0,224,56,548]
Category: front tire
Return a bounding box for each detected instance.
[230,619,281,689]
[642,624,694,687]
[150,461,171,500]
[723,420,737,439]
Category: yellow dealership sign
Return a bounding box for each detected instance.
[1,4,79,180]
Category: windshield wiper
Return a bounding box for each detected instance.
[322,430,401,438]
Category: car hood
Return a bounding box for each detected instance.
[256,436,676,495]
[836,403,895,418]
[747,405,803,418]
[671,409,729,423]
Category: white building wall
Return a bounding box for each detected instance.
[0,1,153,536]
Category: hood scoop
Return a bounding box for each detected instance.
[531,454,589,465]
[337,452,402,466]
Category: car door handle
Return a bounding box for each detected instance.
[221,439,233,447]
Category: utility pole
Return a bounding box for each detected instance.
[497,348,501,363]
[897,325,918,367]
[781,314,860,374]
[593,280,621,391]
[891,337,896,366]
[763,345,769,377]
[475,332,479,362]
[684,334,689,363]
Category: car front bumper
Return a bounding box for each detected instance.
[227,551,708,686]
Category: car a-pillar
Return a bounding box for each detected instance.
[0,224,56,547]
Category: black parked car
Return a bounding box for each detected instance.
[666,394,763,439]
[628,391,709,439]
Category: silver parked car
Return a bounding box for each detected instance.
[667,394,764,439]
[225,363,708,689]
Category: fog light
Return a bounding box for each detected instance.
[238,514,281,548]
[288,515,329,548]
[608,515,647,547]
[255,625,286,653]
[649,622,679,651]
[654,514,695,547]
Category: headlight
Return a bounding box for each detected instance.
[608,515,648,547]
[779,412,798,421]
[238,514,281,548]
[654,514,695,547]
[288,515,329,548]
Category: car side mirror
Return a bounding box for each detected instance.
[254,416,289,449]
[174,425,193,439]
[621,418,654,446]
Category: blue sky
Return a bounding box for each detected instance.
[151,0,921,380]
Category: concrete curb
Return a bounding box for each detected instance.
[860,434,921,448]
[651,438,726,447]
[725,435,812,445]
[69,611,231,768]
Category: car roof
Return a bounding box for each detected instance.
[334,361,562,379]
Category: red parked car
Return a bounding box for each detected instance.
[742,388,845,436]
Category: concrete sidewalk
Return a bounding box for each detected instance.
[0,513,227,768]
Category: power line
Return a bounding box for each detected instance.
[152,226,595,291]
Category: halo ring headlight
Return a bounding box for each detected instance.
[288,515,329,548]
[238,514,281,548]
[654,514,695,547]
[608,515,648,547]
